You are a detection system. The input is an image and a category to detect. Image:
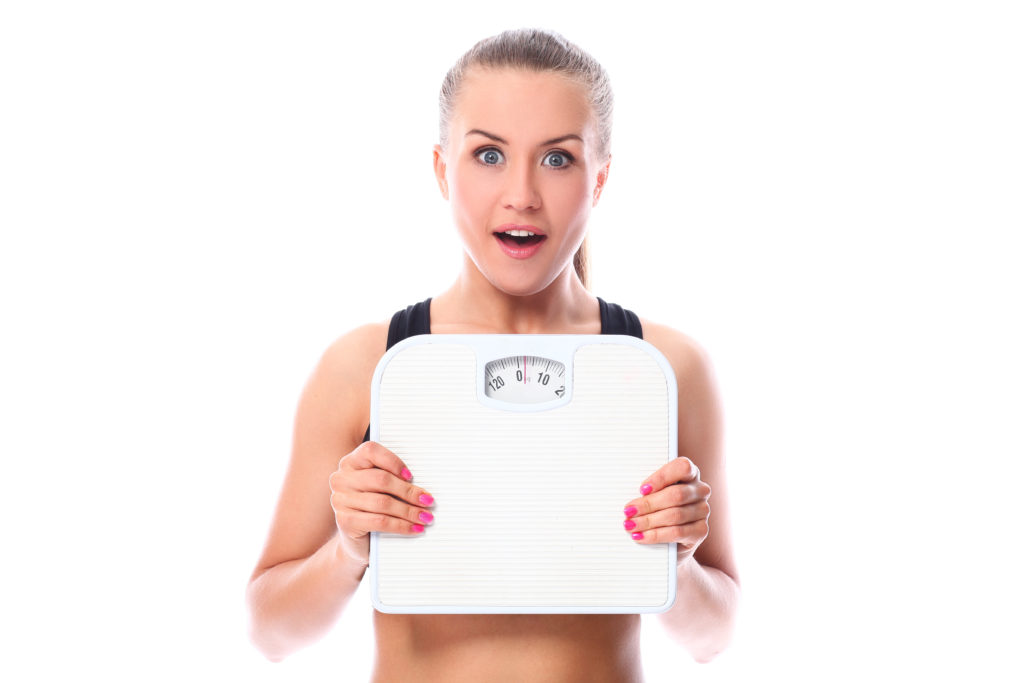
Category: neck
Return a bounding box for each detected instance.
[437,252,595,334]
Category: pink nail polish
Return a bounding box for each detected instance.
[419,493,434,506]
[401,467,412,481]
[623,505,638,518]
[640,483,653,495]
[624,519,637,531]
[412,524,425,533]
[418,511,434,523]
[631,532,644,540]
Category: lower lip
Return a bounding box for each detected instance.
[494,234,547,259]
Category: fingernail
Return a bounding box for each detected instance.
[623,505,638,518]
[401,467,412,481]
[640,483,653,495]
[631,532,644,540]
[419,493,434,506]
[623,519,637,531]
[412,524,425,533]
[418,511,434,524]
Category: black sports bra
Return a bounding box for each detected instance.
[361,297,642,443]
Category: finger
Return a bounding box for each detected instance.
[335,505,429,537]
[331,466,435,509]
[343,441,415,483]
[345,490,436,528]
[623,481,711,518]
[639,457,701,497]
[623,499,710,534]
[629,519,710,546]
[333,441,433,503]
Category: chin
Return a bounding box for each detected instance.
[467,245,573,297]
[489,269,567,298]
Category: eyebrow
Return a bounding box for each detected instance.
[465,129,584,147]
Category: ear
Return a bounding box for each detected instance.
[592,155,611,207]
[433,144,449,200]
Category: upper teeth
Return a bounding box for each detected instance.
[504,229,537,237]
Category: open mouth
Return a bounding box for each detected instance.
[494,231,547,247]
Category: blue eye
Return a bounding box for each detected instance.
[543,151,573,169]
[476,148,504,165]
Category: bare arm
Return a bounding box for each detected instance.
[659,555,740,663]
[245,323,437,661]
[625,321,740,662]
[244,325,378,661]
[246,535,367,662]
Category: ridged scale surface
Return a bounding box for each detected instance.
[375,342,672,610]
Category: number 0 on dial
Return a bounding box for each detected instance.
[483,355,566,404]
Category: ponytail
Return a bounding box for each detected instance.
[573,235,591,290]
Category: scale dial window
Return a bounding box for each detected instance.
[483,355,566,404]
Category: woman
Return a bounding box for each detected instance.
[246,28,740,681]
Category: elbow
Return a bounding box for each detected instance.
[245,581,291,663]
[692,644,728,665]
[687,625,734,664]
[247,621,288,664]
[689,626,736,664]
[696,595,740,663]
[247,617,292,663]
[253,641,286,664]
[260,650,287,664]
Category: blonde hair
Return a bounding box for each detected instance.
[439,28,613,290]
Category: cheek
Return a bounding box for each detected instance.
[449,168,496,215]
[548,176,593,221]
[450,187,489,231]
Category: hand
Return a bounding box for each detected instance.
[329,441,437,567]
[622,457,711,563]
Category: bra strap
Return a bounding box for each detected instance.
[386,297,432,350]
[597,297,643,338]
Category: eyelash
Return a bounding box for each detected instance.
[473,147,575,170]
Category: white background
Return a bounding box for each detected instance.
[2,1,1021,681]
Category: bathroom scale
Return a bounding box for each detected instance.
[368,334,678,614]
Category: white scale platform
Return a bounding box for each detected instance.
[369,334,678,614]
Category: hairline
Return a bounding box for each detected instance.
[443,67,605,158]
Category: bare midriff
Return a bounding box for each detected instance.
[370,612,643,683]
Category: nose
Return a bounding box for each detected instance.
[501,162,541,212]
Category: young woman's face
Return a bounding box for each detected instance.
[434,68,610,296]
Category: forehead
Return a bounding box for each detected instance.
[451,68,595,142]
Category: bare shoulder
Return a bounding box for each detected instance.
[318,319,391,386]
[307,319,391,444]
[638,315,723,452]
[637,316,723,454]
[638,317,718,388]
